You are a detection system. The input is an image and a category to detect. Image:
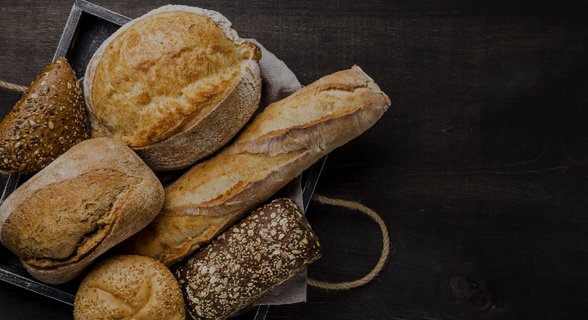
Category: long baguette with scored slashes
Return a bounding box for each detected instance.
[176,198,322,320]
[119,65,390,266]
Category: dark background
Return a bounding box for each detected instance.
[2,0,588,319]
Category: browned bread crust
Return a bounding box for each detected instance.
[0,138,164,284]
[120,66,390,266]
[0,57,89,174]
[84,5,262,171]
[177,198,321,320]
[74,255,185,320]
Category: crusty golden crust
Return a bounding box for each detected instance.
[133,54,261,171]
[84,5,261,171]
[119,66,390,267]
[74,255,185,320]
[120,150,319,266]
[224,65,390,156]
[0,138,164,284]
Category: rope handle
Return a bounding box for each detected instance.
[0,80,27,93]
[1,80,393,290]
[308,194,392,290]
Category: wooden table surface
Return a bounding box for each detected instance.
[2,0,588,319]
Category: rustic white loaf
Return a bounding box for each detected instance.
[84,5,262,171]
[0,138,164,284]
[119,66,390,266]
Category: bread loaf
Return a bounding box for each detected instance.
[0,138,164,284]
[74,255,185,320]
[120,66,390,266]
[84,5,261,171]
[176,198,321,320]
[0,57,89,174]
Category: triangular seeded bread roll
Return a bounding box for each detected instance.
[0,57,89,174]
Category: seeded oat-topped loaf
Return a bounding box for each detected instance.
[176,198,321,320]
[74,255,185,320]
[0,57,89,174]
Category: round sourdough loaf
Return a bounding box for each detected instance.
[84,5,262,171]
[0,138,164,284]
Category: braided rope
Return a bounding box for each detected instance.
[308,194,392,290]
[0,80,27,93]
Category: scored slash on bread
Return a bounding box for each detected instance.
[0,57,89,175]
[0,138,164,284]
[119,66,391,267]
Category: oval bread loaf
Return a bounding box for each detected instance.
[176,198,321,320]
[74,255,185,320]
[120,66,390,266]
[0,138,164,284]
[84,5,262,171]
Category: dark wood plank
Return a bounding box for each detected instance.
[2,0,588,319]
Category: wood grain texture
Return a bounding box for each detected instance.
[2,0,588,319]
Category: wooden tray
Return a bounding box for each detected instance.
[0,1,327,319]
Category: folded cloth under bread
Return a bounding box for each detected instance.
[243,40,308,306]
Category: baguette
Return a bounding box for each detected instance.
[176,198,321,320]
[120,66,390,266]
[0,138,164,284]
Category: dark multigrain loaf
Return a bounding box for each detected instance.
[176,198,322,320]
[0,57,89,174]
